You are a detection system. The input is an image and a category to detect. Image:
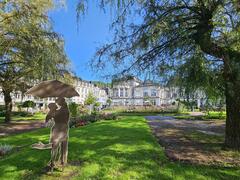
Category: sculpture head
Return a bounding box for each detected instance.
[55,97,66,107]
[48,103,58,111]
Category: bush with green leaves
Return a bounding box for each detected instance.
[0,105,5,116]
[94,102,101,111]
[68,102,79,118]
[84,92,97,106]
[79,105,89,114]
[0,105,5,112]
[22,101,36,112]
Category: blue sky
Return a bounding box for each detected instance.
[49,0,112,81]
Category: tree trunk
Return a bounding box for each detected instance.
[224,58,240,149]
[3,90,13,123]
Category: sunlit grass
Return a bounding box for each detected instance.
[0,116,239,179]
[175,111,226,120]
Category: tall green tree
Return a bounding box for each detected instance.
[78,0,240,149]
[0,0,69,123]
[84,92,97,114]
[84,92,97,106]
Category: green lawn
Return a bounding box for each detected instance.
[175,111,226,120]
[0,116,239,179]
[0,112,45,123]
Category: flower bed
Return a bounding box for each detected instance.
[69,113,119,128]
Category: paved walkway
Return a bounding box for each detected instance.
[0,120,45,137]
[145,115,240,166]
[145,115,224,134]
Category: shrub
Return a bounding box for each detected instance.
[0,105,5,112]
[122,106,164,113]
[68,102,79,118]
[84,93,97,106]
[94,102,101,111]
[0,144,13,156]
[100,113,118,120]
[0,105,5,116]
[22,100,36,112]
[0,111,5,117]
[78,105,88,114]
[69,112,119,128]
[22,100,35,108]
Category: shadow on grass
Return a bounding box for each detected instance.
[0,117,239,179]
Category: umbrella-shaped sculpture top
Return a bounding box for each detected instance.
[26,80,79,98]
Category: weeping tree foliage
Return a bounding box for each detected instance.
[77,0,240,149]
[0,0,69,123]
[171,51,225,105]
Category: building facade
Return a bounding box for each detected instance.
[0,76,206,109]
[0,79,108,108]
[110,77,183,106]
[70,79,108,106]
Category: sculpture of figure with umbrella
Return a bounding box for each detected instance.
[27,80,79,172]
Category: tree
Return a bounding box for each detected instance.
[84,92,97,106]
[77,1,240,149]
[0,0,69,123]
[22,100,36,112]
[84,92,97,114]
[106,98,112,106]
[68,102,79,118]
[94,102,101,111]
[170,51,225,110]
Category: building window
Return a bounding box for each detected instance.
[113,88,118,97]
[125,88,128,97]
[151,89,157,97]
[173,93,177,98]
[120,88,124,97]
[151,99,156,105]
[143,91,148,97]
[165,91,171,98]
[132,89,134,97]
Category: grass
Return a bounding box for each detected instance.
[0,112,45,123]
[205,111,226,119]
[0,116,239,179]
[174,111,226,120]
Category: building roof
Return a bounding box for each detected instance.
[112,75,142,84]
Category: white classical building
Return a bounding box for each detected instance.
[0,78,108,108]
[110,77,182,106]
[0,76,206,109]
[70,79,108,106]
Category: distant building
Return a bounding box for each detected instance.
[70,79,108,106]
[110,76,197,106]
[0,76,206,109]
[0,78,108,108]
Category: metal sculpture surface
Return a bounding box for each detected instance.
[28,80,79,171]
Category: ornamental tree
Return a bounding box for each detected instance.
[78,0,240,149]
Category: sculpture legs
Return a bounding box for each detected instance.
[61,140,68,166]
